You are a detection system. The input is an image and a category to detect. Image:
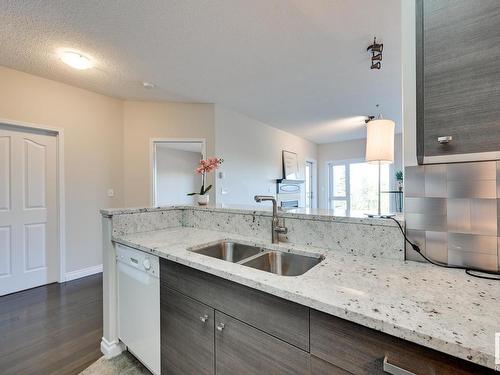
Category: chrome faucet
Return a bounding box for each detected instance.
[254,195,288,243]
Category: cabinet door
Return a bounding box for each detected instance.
[310,309,497,375]
[215,311,310,374]
[161,287,214,375]
[417,0,500,163]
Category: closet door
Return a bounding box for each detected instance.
[0,126,58,295]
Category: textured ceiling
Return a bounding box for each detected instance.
[0,0,402,143]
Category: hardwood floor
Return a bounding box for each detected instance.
[0,274,103,375]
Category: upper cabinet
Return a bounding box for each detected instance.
[416,0,500,164]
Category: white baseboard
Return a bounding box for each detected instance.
[101,337,126,359]
[65,264,103,281]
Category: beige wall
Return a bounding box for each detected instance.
[0,66,124,274]
[122,101,215,207]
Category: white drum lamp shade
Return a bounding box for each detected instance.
[365,119,395,164]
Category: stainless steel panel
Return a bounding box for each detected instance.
[448,233,497,255]
[425,231,448,264]
[498,199,500,235]
[448,250,498,272]
[446,161,496,181]
[404,197,446,215]
[498,238,500,271]
[404,160,499,272]
[470,199,497,236]
[404,166,425,198]
[447,199,470,233]
[447,180,496,199]
[405,230,426,262]
[497,161,500,197]
[405,213,447,232]
[424,164,447,197]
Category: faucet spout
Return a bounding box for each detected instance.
[254,195,287,244]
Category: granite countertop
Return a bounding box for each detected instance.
[113,227,500,371]
[101,204,404,227]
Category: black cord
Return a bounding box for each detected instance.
[384,216,500,281]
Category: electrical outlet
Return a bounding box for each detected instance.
[107,188,115,198]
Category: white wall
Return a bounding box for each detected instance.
[156,147,202,205]
[0,66,124,275]
[402,0,417,167]
[214,106,317,206]
[317,134,403,209]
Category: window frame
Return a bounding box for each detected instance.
[327,158,390,216]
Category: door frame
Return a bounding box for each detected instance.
[149,138,206,206]
[0,118,66,283]
[305,159,317,209]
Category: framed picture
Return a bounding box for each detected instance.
[282,150,299,180]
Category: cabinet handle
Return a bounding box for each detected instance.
[383,356,416,375]
[200,314,209,323]
[216,323,225,332]
[437,136,452,144]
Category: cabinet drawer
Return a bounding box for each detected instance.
[215,311,310,375]
[161,286,214,375]
[310,310,495,375]
[162,259,309,351]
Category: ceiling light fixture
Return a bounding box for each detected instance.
[142,81,156,89]
[60,51,93,70]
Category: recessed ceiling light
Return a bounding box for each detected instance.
[60,51,93,70]
[142,81,156,89]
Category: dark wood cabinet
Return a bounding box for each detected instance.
[215,311,310,375]
[310,309,497,375]
[310,356,352,375]
[164,259,310,351]
[416,0,500,164]
[160,259,495,375]
[160,286,214,375]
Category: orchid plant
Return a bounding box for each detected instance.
[187,157,223,196]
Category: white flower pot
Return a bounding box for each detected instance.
[197,194,209,206]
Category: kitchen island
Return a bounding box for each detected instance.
[101,206,499,373]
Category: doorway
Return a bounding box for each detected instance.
[0,124,60,295]
[305,160,315,209]
[151,139,206,206]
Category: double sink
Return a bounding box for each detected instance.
[190,241,323,276]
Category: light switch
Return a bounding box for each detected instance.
[107,188,115,198]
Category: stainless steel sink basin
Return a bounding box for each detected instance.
[191,241,263,262]
[241,251,323,276]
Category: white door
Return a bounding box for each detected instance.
[0,127,58,295]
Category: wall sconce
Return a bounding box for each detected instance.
[367,37,383,69]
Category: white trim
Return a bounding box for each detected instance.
[65,264,103,281]
[305,159,317,209]
[0,118,66,284]
[423,151,500,164]
[149,138,207,206]
[100,337,126,359]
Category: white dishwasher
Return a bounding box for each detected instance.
[116,244,160,375]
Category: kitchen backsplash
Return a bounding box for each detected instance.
[405,161,499,271]
[105,206,404,261]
